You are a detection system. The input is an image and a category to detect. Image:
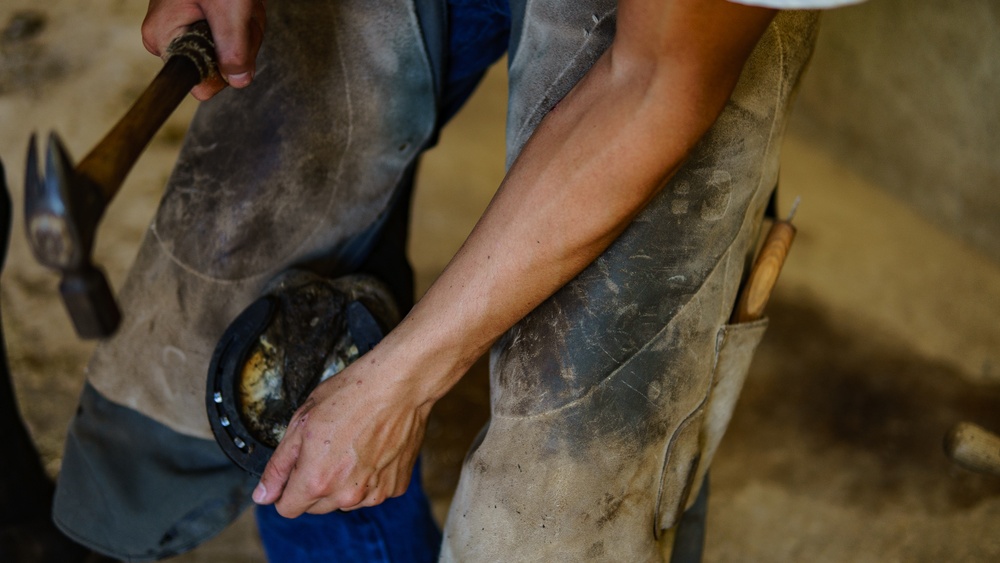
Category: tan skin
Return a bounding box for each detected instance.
[143,0,774,517]
[142,0,266,100]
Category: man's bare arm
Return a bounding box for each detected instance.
[254,0,776,517]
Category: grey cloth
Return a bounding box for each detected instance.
[53,384,258,561]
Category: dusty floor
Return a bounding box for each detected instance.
[1,2,998,561]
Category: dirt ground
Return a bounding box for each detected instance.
[1,2,999,561]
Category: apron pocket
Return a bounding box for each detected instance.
[655,317,769,534]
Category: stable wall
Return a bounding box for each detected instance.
[790,0,1000,262]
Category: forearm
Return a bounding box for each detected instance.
[382,2,775,403]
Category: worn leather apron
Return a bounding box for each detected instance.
[440,5,819,561]
[53,1,442,559]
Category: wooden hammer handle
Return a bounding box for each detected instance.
[732,220,797,323]
[75,21,216,203]
[945,421,1000,477]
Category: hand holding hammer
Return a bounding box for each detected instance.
[24,22,217,339]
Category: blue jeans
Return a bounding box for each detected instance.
[255,462,442,563]
[255,1,511,561]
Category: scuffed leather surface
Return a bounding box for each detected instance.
[85,0,437,439]
[441,7,819,561]
[505,0,618,168]
[681,318,770,518]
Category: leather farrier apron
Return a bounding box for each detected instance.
[53,1,443,559]
[440,4,819,561]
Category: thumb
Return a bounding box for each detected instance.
[253,438,299,505]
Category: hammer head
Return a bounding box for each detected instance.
[0,160,13,272]
[24,133,120,339]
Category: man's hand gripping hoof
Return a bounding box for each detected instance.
[206,270,408,489]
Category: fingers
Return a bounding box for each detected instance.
[259,430,411,517]
[336,468,399,513]
[271,446,367,517]
[141,0,204,58]
[308,472,383,515]
[251,368,431,517]
[141,0,265,100]
[335,438,416,513]
[201,0,266,88]
[255,401,366,518]
[253,433,298,507]
[333,418,423,512]
[189,75,228,102]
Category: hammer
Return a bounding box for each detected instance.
[944,421,1000,477]
[24,22,216,339]
[731,197,800,323]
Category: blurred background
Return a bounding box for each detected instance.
[0,0,998,560]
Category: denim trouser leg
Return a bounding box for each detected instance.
[255,461,441,563]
